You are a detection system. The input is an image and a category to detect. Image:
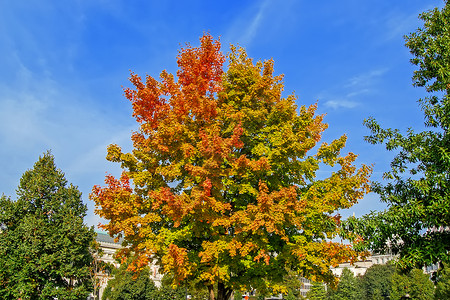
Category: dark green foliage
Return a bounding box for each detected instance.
[102,263,205,300]
[345,1,450,270]
[360,264,395,300]
[371,289,383,300]
[328,268,360,300]
[281,269,303,300]
[307,281,327,300]
[158,273,208,300]
[234,290,243,300]
[390,271,409,300]
[157,275,187,300]
[156,286,186,300]
[102,264,159,300]
[283,292,298,300]
[435,262,450,300]
[391,269,434,300]
[0,151,95,299]
[404,269,434,300]
[187,285,209,300]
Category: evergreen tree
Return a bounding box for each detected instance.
[0,151,95,299]
[435,262,450,300]
[330,268,360,300]
[307,281,327,300]
[391,269,434,300]
[157,274,188,300]
[372,289,384,300]
[233,290,243,300]
[282,269,303,299]
[390,272,409,300]
[360,264,395,300]
[102,263,159,300]
[408,269,434,300]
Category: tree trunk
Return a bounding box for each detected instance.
[217,282,233,300]
[208,282,233,300]
[208,285,215,300]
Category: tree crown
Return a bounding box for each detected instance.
[91,34,371,298]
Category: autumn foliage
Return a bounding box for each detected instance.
[91,34,371,299]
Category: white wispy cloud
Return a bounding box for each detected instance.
[344,68,388,88]
[384,12,420,41]
[319,68,388,110]
[324,99,360,110]
[240,0,271,45]
[225,0,273,46]
[0,0,139,230]
[382,4,442,42]
[0,51,134,214]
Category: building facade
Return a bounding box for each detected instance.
[331,253,396,277]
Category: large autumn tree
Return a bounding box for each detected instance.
[345,1,450,270]
[0,152,95,299]
[91,34,371,300]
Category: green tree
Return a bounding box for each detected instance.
[187,283,210,300]
[408,269,434,299]
[91,33,371,300]
[102,263,159,300]
[345,1,450,270]
[281,269,303,299]
[157,275,187,300]
[435,262,450,300]
[0,151,95,299]
[391,269,434,300]
[372,289,383,300]
[158,273,209,299]
[329,268,360,300]
[390,272,409,300]
[233,290,243,300]
[307,281,327,300]
[360,264,395,300]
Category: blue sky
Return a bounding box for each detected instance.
[0,0,443,228]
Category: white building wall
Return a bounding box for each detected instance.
[331,253,396,278]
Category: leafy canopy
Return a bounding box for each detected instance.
[328,268,361,300]
[390,269,434,300]
[91,34,371,299]
[435,262,450,300]
[345,1,450,269]
[102,262,159,300]
[360,264,395,300]
[307,281,327,300]
[0,151,95,300]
